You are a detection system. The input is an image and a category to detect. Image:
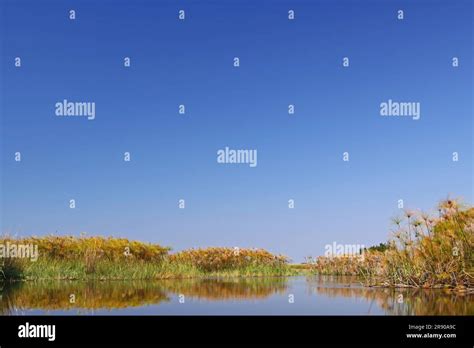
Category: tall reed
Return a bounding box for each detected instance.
[308,199,473,290]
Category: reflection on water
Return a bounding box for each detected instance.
[0,276,472,315]
[162,277,288,301]
[0,280,170,314]
[306,275,474,316]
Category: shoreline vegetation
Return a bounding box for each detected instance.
[0,240,295,281]
[1,199,472,292]
[306,199,473,292]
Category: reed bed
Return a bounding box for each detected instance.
[307,199,474,290]
[0,281,170,314]
[0,236,292,280]
[169,247,289,273]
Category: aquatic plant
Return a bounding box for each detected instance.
[169,247,289,272]
[0,236,291,280]
[308,199,473,290]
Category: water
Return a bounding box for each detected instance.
[1,276,472,315]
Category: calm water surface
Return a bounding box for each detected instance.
[1,276,472,315]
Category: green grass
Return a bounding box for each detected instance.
[1,259,296,281]
[0,249,296,281]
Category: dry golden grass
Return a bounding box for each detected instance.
[169,247,288,272]
[0,236,291,280]
[2,235,170,261]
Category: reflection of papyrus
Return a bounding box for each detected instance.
[305,276,474,315]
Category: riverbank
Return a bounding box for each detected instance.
[306,200,473,292]
[0,238,295,281]
[1,199,471,288]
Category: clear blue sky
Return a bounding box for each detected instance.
[1,0,472,261]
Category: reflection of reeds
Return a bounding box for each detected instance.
[161,277,288,301]
[305,276,474,315]
[0,281,169,314]
[0,277,289,314]
[307,199,474,290]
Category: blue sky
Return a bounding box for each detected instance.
[1,0,472,261]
